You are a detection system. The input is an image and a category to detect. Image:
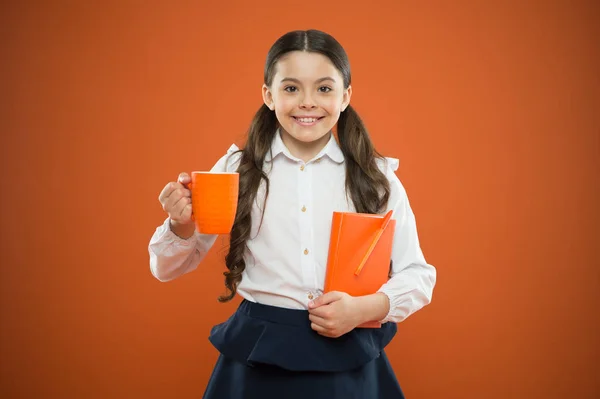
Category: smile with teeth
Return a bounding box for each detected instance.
[292,116,324,125]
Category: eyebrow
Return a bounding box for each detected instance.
[280,77,337,84]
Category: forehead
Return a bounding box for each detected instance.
[274,51,342,83]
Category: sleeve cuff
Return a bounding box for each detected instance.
[376,289,410,324]
[156,217,197,247]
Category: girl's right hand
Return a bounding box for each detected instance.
[159,172,193,227]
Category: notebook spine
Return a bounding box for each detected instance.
[325,212,344,292]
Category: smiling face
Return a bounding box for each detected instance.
[262,51,352,160]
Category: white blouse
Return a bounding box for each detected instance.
[148,131,436,323]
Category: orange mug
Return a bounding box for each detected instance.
[187,171,239,235]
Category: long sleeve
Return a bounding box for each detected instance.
[149,217,218,281]
[148,144,242,282]
[376,157,437,323]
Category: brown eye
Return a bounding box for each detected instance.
[318,86,332,93]
[284,86,298,92]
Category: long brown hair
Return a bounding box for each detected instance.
[218,30,390,302]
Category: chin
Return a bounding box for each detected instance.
[284,122,333,141]
[285,128,330,143]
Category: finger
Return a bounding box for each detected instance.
[310,322,329,335]
[308,314,332,329]
[169,196,191,220]
[158,182,179,204]
[320,330,341,338]
[178,172,191,185]
[309,291,343,309]
[308,305,331,319]
[180,202,193,222]
[312,324,339,338]
[163,187,191,212]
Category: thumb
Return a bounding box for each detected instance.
[309,291,343,308]
[178,172,191,185]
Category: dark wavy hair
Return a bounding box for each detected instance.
[218,29,391,302]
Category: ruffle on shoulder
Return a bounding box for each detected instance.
[210,144,243,173]
[376,156,400,173]
[226,143,240,154]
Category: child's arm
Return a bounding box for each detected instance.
[148,217,219,282]
[375,157,437,323]
[148,144,241,282]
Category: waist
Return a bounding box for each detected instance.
[236,298,313,326]
[237,284,322,310]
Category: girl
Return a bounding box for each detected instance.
[149,29,436,399]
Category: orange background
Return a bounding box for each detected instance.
[1,1,599,398]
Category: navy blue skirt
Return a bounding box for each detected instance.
[202,299,405,399]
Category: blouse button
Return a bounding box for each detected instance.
[308,293,314,300]
[300,164,305,171]
[304,249,309,255]
[301,205,306,212]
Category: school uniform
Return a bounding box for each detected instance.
[149,130,436,398]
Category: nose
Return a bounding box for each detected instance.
[299,92,317,109]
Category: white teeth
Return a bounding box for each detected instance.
[296,117,318,123]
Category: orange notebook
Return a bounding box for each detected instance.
[324,210,396,328]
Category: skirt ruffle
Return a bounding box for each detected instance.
[203,300,405,399]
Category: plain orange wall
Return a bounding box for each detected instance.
[1,1,598,398]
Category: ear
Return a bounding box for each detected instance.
[262,84,275,110]
[341,85,352,112]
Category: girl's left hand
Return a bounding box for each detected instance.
[307,291,362,338]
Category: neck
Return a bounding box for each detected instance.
[280,130,331,162]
